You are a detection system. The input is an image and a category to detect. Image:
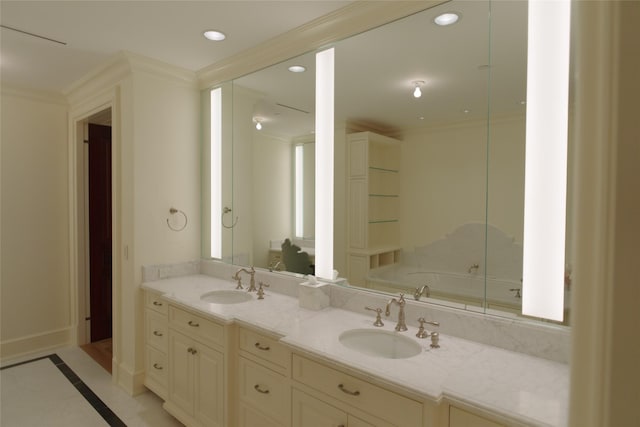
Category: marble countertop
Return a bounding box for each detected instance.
[142,274,568,427]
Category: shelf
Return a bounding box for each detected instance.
[368,248,401,269]
[369,166,399,173]
[368,219,398,224]
[368,194,399,198]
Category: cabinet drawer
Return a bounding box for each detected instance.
[238,402,282,427]
[292,354,422,426]
[145,291,168,315]
[238,357,289,426]
[239,327,289,370]
[169,305,224,348]
[145,345,168,393]
[145,309,168,352]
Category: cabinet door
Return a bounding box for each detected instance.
[292,389,347,427]
[238,402,281,427]
[348,415,376,427]
[168,331,194,415]
[449,406,504,427]
[194,343,224,427]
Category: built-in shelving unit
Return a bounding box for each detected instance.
[347,131,401,287]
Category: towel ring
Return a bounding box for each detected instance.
[167,207,188,231]
[222,206,238,229]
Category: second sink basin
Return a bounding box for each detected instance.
[338,329,422,359]
[200,290,253,304]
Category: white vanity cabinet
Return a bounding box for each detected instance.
[143,291,169,399]
[448,405,505,427]
[293,388,378,427]
[292,354,431,427]
[164,305,228,427]
[347,131,402,287]
[237,326,291,427]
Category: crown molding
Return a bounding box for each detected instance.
[65,51,197,106]
[125,51,197,88]
[64,52,132,106]
[197,0,447,90]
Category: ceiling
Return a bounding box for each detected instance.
[233,0,529,137]
[0,1,351,93]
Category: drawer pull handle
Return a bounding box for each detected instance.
[153,331,163,337]
[187,347,198,355]
[338,384,360,396]
[188,320,200,327]
[153,363,163,370]
[254,384,270,394]
[254,342,270,351]
[152,301,163,306]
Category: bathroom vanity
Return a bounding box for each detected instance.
[142,265,568,427]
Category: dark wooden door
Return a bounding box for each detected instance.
[88,123,112,342]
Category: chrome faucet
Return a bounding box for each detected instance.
[385,293,407,331]
[233,266,257,292]
[268,260,283,272]
[414,284,430,300]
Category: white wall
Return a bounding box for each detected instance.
[1,87,71,359]
[1,52,204,393]
[124,66,200,391]
[399,116,525,251]
[251,132,292,268]
[569,3,640,425]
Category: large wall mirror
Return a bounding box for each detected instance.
[205,0,572,325]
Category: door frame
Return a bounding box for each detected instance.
[68,89,120,378]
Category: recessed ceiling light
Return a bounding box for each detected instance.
[203,30,226,41]
[288,65,306,73]
[434,12,460,26]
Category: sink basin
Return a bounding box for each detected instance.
[338,329,422,359]
[200,290,252,304]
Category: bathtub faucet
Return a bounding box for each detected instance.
[414,284,430,300]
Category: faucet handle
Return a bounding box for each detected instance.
[365,307,384,327]
[416,317,439,339]
[257,282,269,299]
[430,332,440,348]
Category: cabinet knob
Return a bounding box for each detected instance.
[153,363,163,370]
[152,301,163,306]
[188,320,200,327]
[187,347,198,355]
[153,330,163,337]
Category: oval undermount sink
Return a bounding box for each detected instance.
[200,290,252,304]
[338,329,422,359]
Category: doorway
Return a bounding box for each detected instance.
[80,112,114,373]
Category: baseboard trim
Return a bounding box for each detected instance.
[0,327,73,363]
[114,361,146,396]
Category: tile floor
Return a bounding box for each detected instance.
[1,346,183,427]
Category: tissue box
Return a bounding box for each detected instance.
[299,282,330,310]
